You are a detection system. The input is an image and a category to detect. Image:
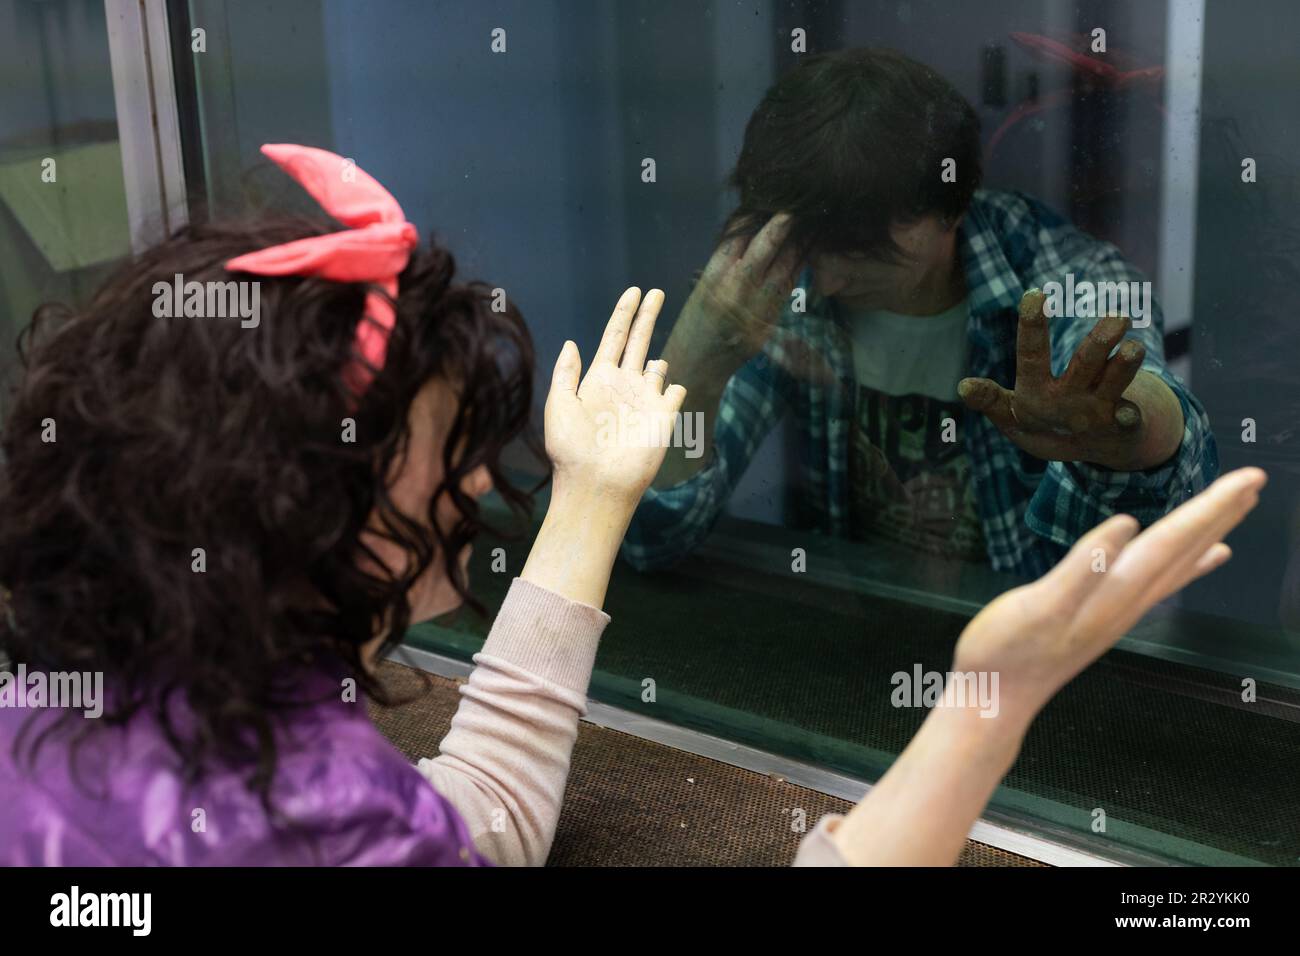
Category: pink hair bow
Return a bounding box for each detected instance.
[225,144,419,394]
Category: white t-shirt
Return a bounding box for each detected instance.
[840,297,986,562]
[848,298,969,399]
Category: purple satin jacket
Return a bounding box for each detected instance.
[0,669,490,866]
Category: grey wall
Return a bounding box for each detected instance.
[314,0,788,518]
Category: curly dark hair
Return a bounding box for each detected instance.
[0,215,542,805]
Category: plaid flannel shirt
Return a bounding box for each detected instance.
[622,190,1219,578]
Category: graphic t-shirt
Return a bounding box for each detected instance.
[841,298,985,562]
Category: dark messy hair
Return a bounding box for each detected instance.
[0,215,541,804]
[723,47,982,262]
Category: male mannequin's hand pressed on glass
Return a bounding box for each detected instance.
[362,287,684,666]
[825,466,1266,866]
[957,288,1185,471]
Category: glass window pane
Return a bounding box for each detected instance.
[177,0,1300,866]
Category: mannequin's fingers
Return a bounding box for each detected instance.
[643,359,669,395]
[1041,512,1140,604]
[1116,469,1263,577]
[594,287,642,365]
[622,289,665,371]
[1167,543,1232,593]
[1106,468,1265,605]
[551,340,581,395]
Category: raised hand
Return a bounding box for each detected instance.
[544,287,687,505]
[684,213,802,363]
[951,467,1266,726]
[957,288,1181,469]
[825,467,1265,867]
[522,287,687,609]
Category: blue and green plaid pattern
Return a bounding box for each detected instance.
[623,190,1218,578]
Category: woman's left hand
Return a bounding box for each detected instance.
[522,288,687,608]
[544,287,688,505]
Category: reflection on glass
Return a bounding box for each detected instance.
[181,0,1300,866]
